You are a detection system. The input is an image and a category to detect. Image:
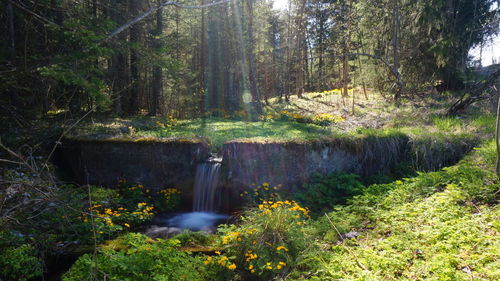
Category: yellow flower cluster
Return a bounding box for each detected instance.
[84,202,154,229]
[264,261,287,271]
[240,182,281,199]
[245,250,258,262]
[204,255,237,270]
[155,115,178,130]
[258,200,310,218]
[311,113,344,126]
[222,232,241,245]
[305,88,353,97]
[87,205,122,226]
[159,188,181,200]
[258,114,275,121]
[133,202,154,219]
[258,110,306,122]
[279,110,305,120]
[128,184,144,191]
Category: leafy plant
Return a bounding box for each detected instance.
[157,188,182,212]
[63,233,207,281]
[240,182,282,206]
[0,244,43,281]
[296,172,364,216]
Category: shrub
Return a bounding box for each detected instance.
[81,201,155,240]
[0,244,43,281]
[210,200,312,280]
[296,172,364,216]
[240,182,282,206]
[63,233,207,281]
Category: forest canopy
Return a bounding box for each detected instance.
[1,0,498,119]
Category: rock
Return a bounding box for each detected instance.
[341,231,359,239]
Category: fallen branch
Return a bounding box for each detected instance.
[447,68,500,115]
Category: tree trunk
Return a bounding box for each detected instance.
[199,0,208,116]
[128,0,142,114]
[151,5,164,116]
[496,93,500,175]
[246,0,262,114]
[6,0,16,64]
[392,0,401,101]
[109,0,128,116]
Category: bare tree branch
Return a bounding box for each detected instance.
[348,53,404,96]
[105,0,233,41]
[7,0,59,27]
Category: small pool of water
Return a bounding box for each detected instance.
[153,212,229,232]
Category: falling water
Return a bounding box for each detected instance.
[192,154,222,212]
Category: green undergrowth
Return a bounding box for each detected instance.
[0,180,182,281]
[62,139,498,280]
[296,140,499,280]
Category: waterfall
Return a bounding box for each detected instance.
[192,154,222,212]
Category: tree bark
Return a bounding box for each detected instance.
[392,0,401,100]
[246,0,262,114]
[496,92,500,175]
[6,0,16,64]
[128,0,142,114]
[151,4,164,116]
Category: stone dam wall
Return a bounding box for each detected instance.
[59,138,209,196]
[58,135,476,210]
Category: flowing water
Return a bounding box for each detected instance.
[166,212,228,231]
[192,154,222,212]
[158,154,226,231]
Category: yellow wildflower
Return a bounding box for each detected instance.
[276,246,288,252]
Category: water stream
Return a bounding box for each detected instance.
[159,154,227,231]
[192,154,222,212]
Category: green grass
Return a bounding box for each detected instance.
[135,118,336,148]
[469,114,496,135]
[431,115,464,132]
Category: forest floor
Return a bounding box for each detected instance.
[61,88,496,149]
